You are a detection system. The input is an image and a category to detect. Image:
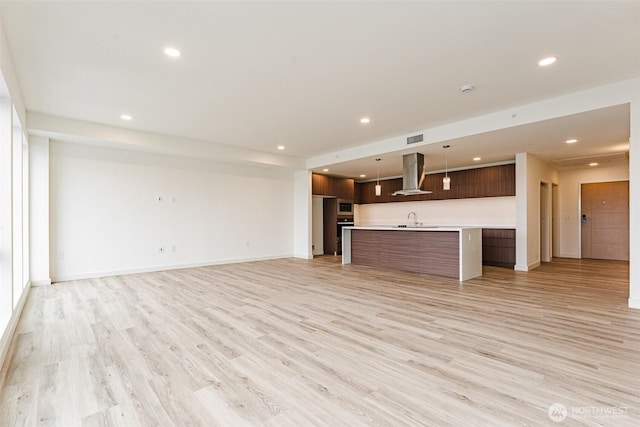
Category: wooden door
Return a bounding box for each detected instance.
[581,181,629,261]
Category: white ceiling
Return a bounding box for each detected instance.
[1,1,638,177]
[323,104,631,179]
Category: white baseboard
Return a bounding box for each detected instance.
[629,298,640,309]
[559,253,580,259]
[31,278,52,286]
[514,261,541,272]
[0,283,31,385]
[51,254,294,282]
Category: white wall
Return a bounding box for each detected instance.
[293,170,312,259]
[354,196,516,227]
[558,163,629,259]
[49,141,295,281]
[515,153,559,271]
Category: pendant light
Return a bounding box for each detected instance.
[375,158,382,196]
[443,145,451,191]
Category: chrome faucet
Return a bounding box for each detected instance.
[407,211,417,225]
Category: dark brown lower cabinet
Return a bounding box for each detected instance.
[482,228,515,268]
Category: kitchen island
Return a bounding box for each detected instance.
[342,226,482,281]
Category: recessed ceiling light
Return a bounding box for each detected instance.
[589,162,599,167]
[164,47,181,58]
[473,157,481,161]
[359,174,366,178]
[565,139,578,144]
[277,145,285,150]
[538,56,557,66]
[120,114,132,121]
[360,117,371,124]
[322,168,329,172]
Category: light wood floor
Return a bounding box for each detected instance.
[1,257,639,426]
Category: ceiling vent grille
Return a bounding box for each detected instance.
[406,134,424,145]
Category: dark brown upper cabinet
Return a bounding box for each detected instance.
[312,174,354,199]
[355,164,515,204]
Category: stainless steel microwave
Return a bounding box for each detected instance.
[337,199,353,215]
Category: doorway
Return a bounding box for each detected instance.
[581,181,629,261]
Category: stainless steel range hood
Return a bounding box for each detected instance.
[392,153,433,196]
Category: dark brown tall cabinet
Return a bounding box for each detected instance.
[322,198,337,255]
[312,174,354,255]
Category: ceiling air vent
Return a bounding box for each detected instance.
[406,134,424,145]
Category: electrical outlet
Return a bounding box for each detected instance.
[170,245,176,252]
[170,196,176,204]
[157,195,164,203]
[158,246,165,253]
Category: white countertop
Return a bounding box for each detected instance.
[345,225,481,231]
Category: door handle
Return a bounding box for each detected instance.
[581,214,588,224]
